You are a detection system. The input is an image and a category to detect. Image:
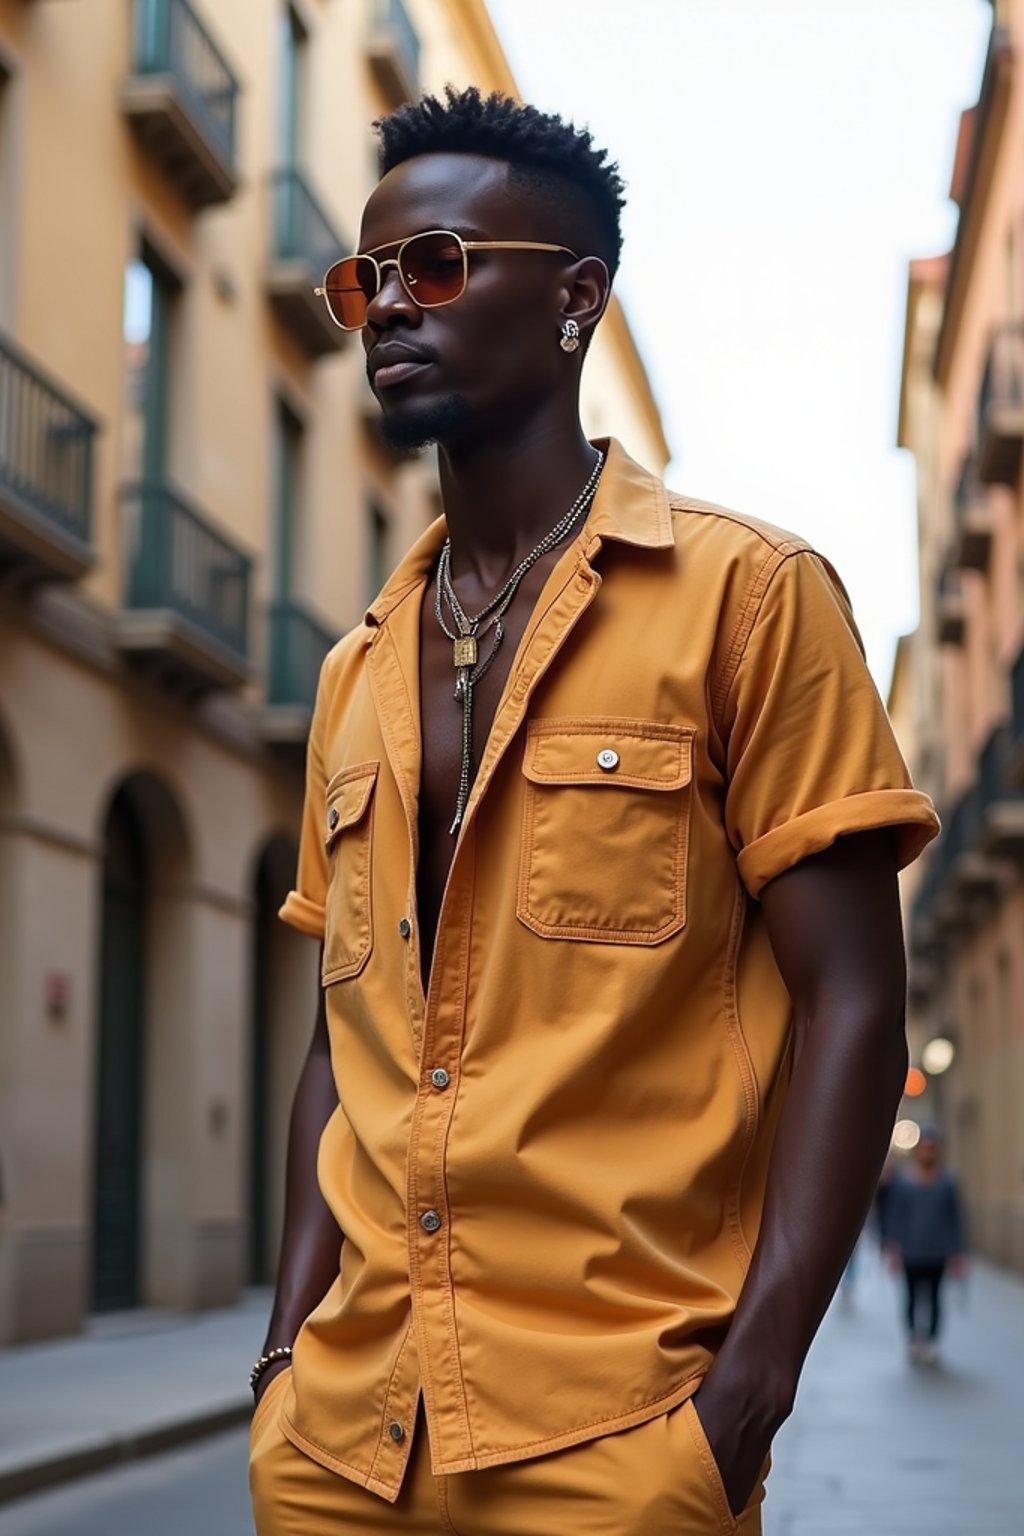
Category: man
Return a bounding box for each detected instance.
[886,1127,967,1365]
[250,87,939,1534]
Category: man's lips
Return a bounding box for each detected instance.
[372,358,433,390]
[368,346,436,391]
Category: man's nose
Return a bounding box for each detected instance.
[365,262,421,330]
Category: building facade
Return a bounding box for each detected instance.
[897,0,1024,1277]
[0,0,669,1342]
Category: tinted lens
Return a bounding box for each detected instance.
[400,232,466,307]
[323,256,378,329]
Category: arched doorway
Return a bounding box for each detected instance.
[249,833,308,1284]
[91,772,190,1312]
[92,788,148,1311]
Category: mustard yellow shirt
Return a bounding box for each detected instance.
[279,440,938,1500]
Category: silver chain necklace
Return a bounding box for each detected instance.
[434,450,605,834]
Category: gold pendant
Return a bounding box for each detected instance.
[453,635,478,667]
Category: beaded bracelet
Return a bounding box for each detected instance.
[249,1345,293,1393]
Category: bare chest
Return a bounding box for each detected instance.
[415,553,562,980]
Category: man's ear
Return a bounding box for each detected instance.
[559,256,611,343]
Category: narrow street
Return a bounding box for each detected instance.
[1,1250,1021,1536]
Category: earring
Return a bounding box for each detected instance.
[559,319,581,353]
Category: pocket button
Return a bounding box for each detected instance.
[596,748,619,771]
[328,805,340,830]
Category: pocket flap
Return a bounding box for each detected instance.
[324,762,378,846]
[522,719,694,791]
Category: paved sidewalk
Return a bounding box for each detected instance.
[0,1290,270,1503]
[767,1248,1024,1534]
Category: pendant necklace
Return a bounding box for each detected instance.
[434,450,605,835]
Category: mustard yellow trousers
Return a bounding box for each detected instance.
[250,1371,768,1535]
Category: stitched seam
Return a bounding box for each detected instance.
[712,546,788,728]
[721,884,759,1269]
[436,862,477,1461]
[281,1408,393,1487]
[468,1368,705,1458]
[366,1326,413,1484]
[321,791,374,983]
[684,1400,739,1533]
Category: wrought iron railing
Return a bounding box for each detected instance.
[269,168,349,280]
[978,721,1024,812]
[131,0,239,166]
[122,481,251,659]
[267,601,336,709]
[376,0,421,95]
[0,332,97,546]
[978,320,1024,429]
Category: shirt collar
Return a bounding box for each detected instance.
[365,437,674,627]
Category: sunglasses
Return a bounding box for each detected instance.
[314,228,578,331]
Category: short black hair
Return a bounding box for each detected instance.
[375,86,626,277]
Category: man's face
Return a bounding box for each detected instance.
[916,1135,940,1170]
[358,153,576,450]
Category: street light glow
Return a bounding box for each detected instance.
[892,1119,922,1151]
[922,1038,956,1076]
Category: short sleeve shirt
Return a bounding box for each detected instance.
[278,439,938,1500]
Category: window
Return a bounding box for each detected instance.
[278,7,308,167]
[121,254,177,484]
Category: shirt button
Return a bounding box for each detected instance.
[597,748,619,771]
[420,1209,442,1233]
[387,1421,405,1443]
[398,917,412,939]
[430,1067,450,1090]
[328,805,340,829]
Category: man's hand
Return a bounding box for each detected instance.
[690,1376,775,1519]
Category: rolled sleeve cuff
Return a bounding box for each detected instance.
[737,789,941,899]
[278,890,326,938]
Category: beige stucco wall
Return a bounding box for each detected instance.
[898,0,1024,1277]
[0,0,669,1340]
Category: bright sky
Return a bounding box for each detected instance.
[486,0,991,691]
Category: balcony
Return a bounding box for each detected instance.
[265,170,350,358]
[977,724,1024,858]
[259,600,337,751]
[367,0,421,106]
[925,783,1004,936]
[116,481,251,694]
[976,320,1024,485]
[0,333,97,584]
[935,563,966,646]
[121,0,239,211]
[951,453,994,572]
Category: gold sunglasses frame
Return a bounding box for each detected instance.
[314,228,579,331]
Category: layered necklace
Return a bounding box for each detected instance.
[434,450,605,834]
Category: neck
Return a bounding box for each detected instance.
[438,410,600,588]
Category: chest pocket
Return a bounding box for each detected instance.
[517,719,695,944]
[322,762,378,985]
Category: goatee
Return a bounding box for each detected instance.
[379,395,472,451]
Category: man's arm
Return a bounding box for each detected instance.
[693,829,908,1513]
[256,968,343,1403]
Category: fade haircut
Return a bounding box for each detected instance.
[375,86,626,278]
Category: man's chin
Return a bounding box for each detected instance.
[379,394,472,451]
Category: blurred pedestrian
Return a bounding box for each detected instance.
[885,1128,967,1364]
